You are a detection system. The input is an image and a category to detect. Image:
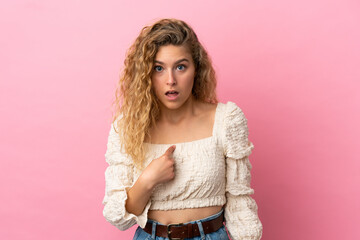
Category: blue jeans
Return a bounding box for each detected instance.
[132,208,229,240]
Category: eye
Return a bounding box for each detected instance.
[154,66,163,72]
[177,65,186,71]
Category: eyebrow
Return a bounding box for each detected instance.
[154,58,189,65]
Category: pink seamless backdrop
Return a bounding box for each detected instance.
[1,1,359,239]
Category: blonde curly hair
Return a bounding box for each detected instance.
[111,18,218,169]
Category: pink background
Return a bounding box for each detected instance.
[1,1,359,239]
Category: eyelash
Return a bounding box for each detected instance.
[154,65,187,72]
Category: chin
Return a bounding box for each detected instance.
[158,99,185,110]
[162,102,183,110]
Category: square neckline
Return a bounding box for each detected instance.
[143,102,221,146]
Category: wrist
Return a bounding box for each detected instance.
[139,173,157,191]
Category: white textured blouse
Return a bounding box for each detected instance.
[102,101,263,240]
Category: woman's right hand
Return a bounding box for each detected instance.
[140,145,176,189]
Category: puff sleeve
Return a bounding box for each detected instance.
[222,102,263,240]
[102,122,151,230]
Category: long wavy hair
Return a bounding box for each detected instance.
[111,18,218,170]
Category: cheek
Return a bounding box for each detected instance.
[185,74,195,90]
[187,79,194,90]
[151,80,163,98]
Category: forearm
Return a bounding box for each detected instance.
[125,175,155,216]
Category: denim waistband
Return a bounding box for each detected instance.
[147,207,224,226]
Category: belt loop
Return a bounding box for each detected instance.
[195,220,206,240]
[151,221,157,240]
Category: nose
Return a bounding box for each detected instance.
[166,70,176,86]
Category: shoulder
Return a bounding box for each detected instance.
[222,101,249,137]
[105,114,133,166]
[226,101,245,117]
[220,101,254,158]
[218,101,248,126]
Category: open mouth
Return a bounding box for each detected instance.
[165,90,179,97]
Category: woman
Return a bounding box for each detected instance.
[102,18,263,240]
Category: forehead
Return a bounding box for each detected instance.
[154,45,192,62]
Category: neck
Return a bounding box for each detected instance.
[158,95,197,125]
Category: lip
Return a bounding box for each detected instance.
[165,90,179,101]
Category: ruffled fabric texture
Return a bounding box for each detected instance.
[102,123,151,230]
[141,136,227,211]
[222,102,263,240]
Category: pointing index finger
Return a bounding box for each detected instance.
[164,145,176,156]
